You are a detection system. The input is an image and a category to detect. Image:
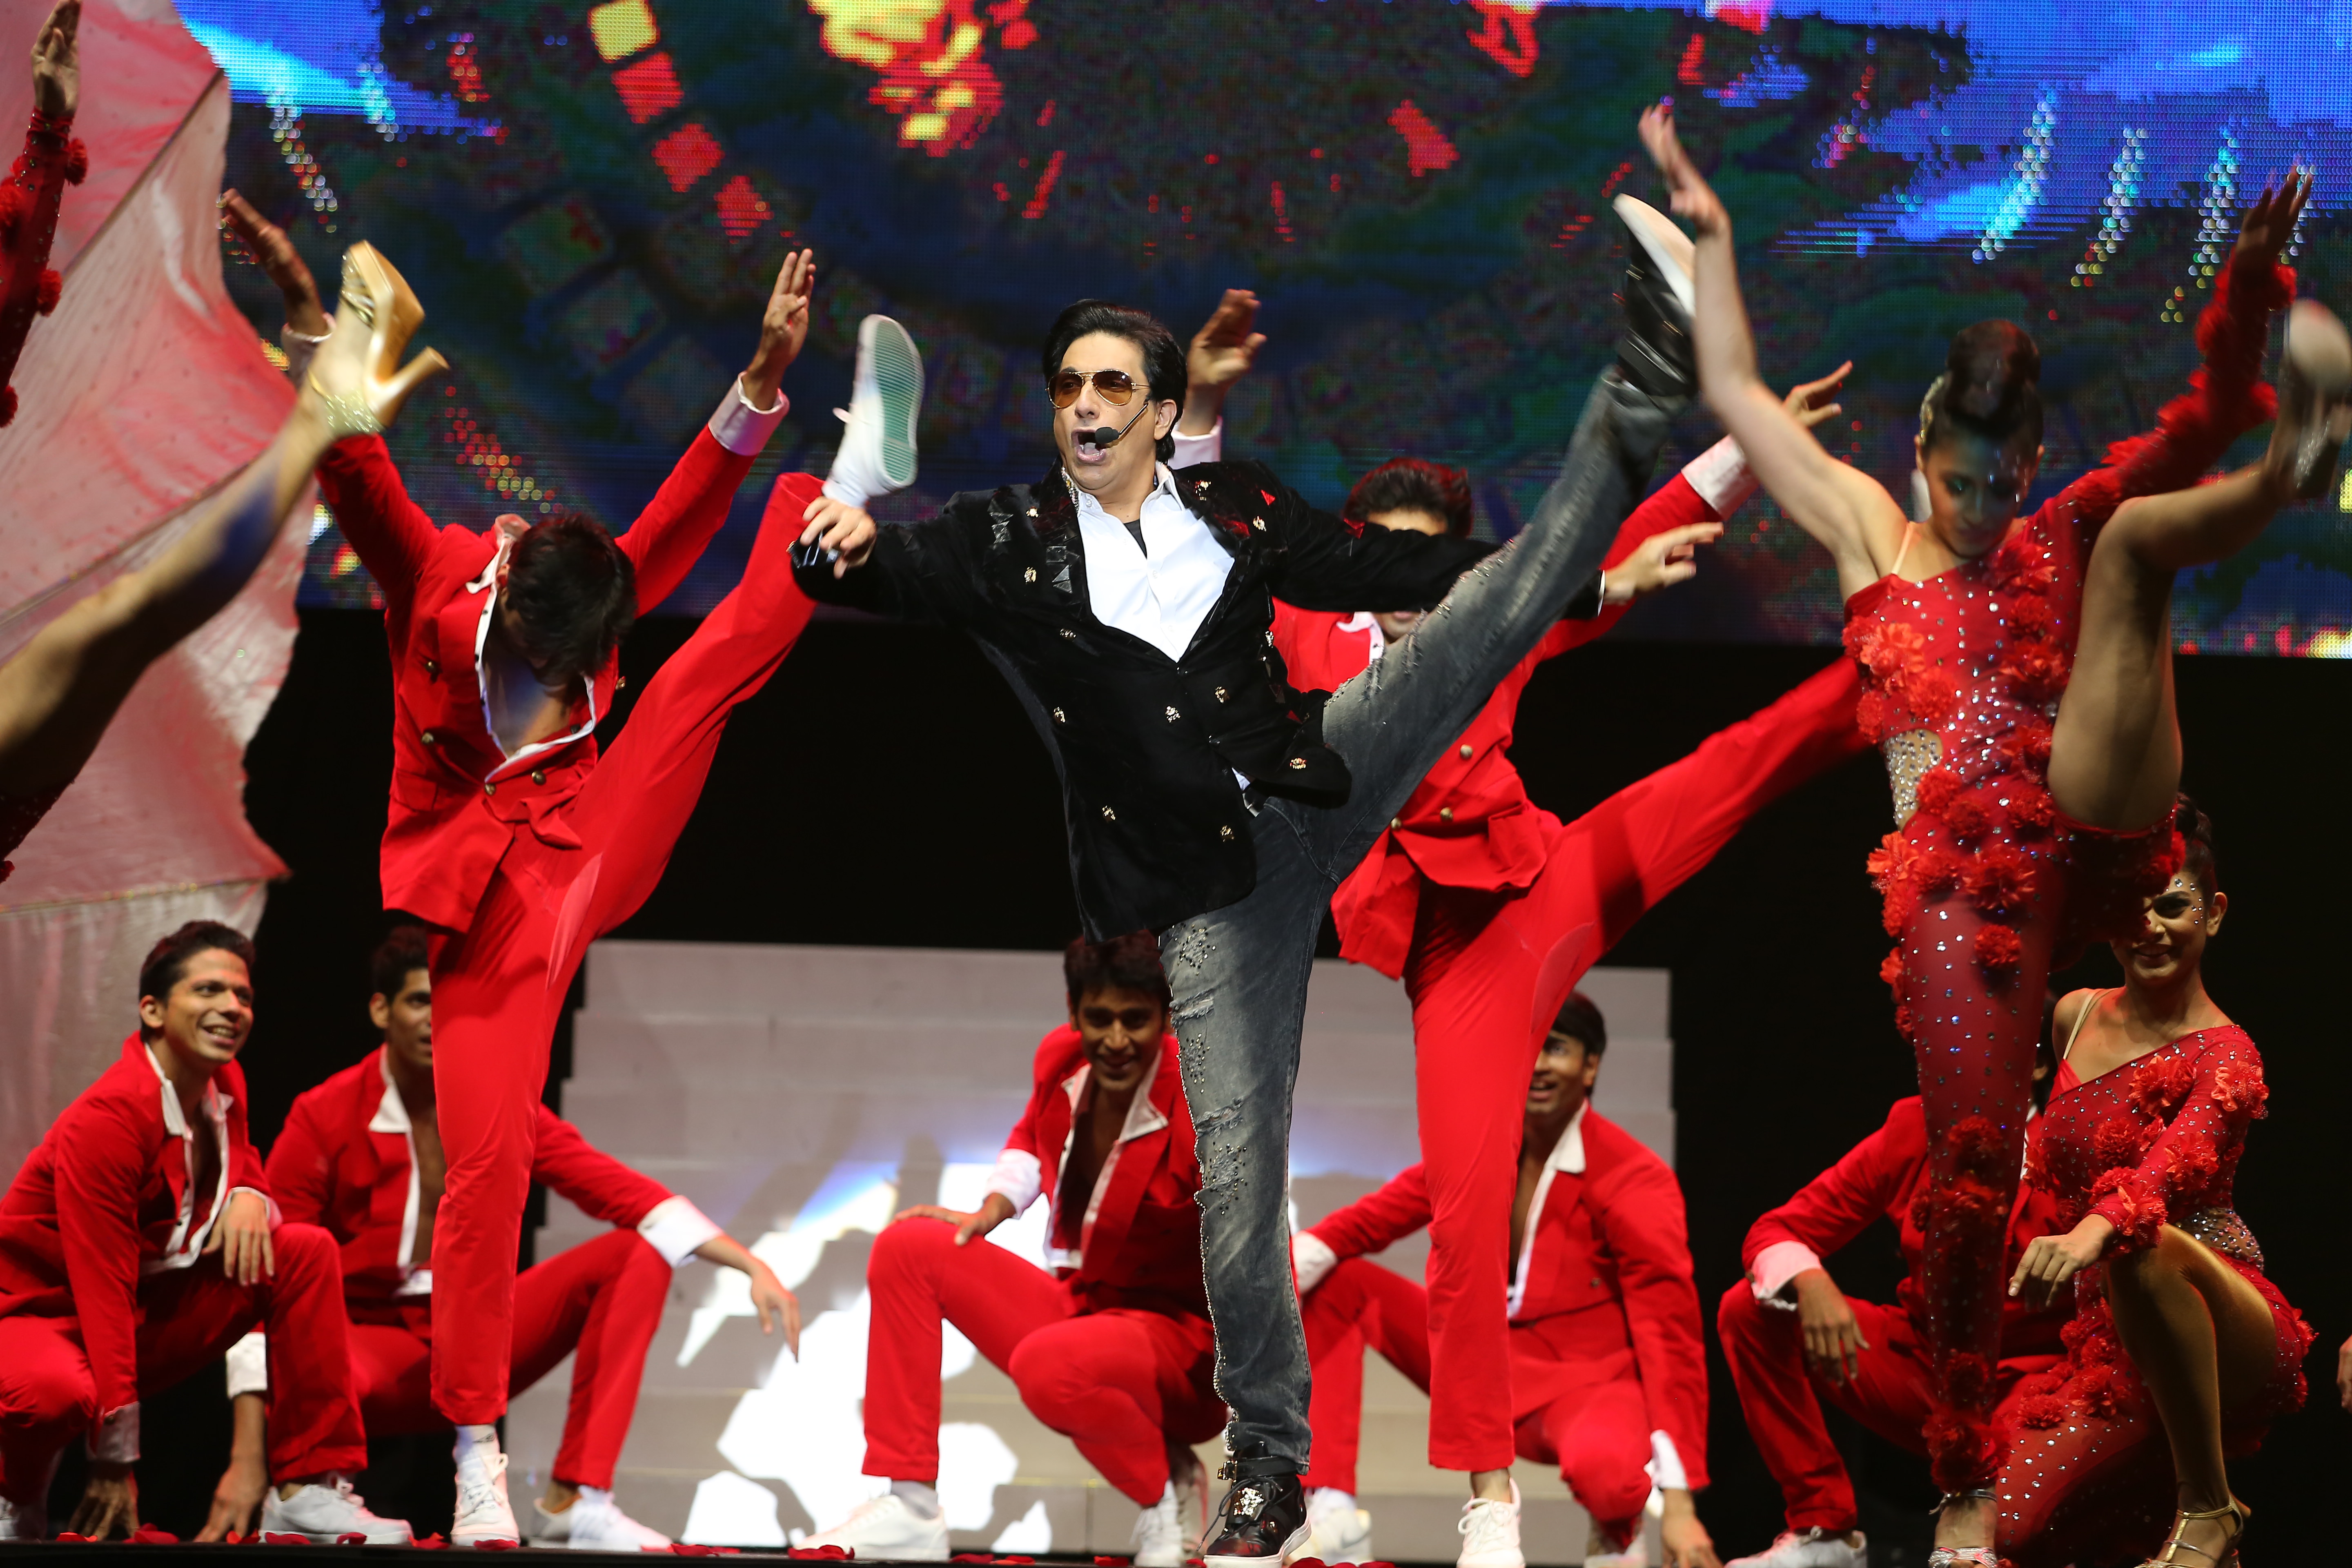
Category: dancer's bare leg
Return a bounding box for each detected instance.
[0,248,443,797]
[2102,1226,2277,1562]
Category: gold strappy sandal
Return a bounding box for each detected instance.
[305,242,447,439]
[2140,1497,2248,1568]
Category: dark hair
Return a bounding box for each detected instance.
[1344,458,1474,538]
[1064,930,1172,1010]
[1919,320,2043,457]
[1549,991,1608,1057]
[2174,793,2220,894]
[371,924,432,1003]
[502,512,637,686]
[138,921,257,1022]
[1040,300,1187,463]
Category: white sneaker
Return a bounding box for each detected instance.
[452,1450,522,1549]
[1457,1482,1524,1568]
[1304,1487,1374,1565]
[1584,1521,1648,1568]
[1134,1481,1187,1568]
[1171,1448,1211,1556]
[822,315,924,506]
[802,1493,950,1562]
[1727,1528,1869,1568]
[1611,195,1696,317]
[534,1486,673,1550]
[0,1494,47,1541]
[261,1476,415,1544]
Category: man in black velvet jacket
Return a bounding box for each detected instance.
[786,244,1695,1566]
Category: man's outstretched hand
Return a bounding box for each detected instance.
[1179,288,1265,437]
[2232,169,2312,274]
[70,1464,139,1540]
[797,495,877,576]
[31,0,77,121]
[1637,105,1730,241]
[220,190,329,339]
[742,247,816,413]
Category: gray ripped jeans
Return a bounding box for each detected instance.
[1157,370,1676,1476]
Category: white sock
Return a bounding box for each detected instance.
[890,1480,940,1518]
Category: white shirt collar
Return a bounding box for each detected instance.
[141,1043,234,1272]
[1507,1101,1589,1319]
[368,1050,433,1294]
[1069,467,1235,665]
[1334,611,1388,663]
[468,532,601,775]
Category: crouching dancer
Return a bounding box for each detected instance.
[1293,996,1713,1568]
[805,935,1223,1565]
[0,924,407,1544]
[205,928,800,1548]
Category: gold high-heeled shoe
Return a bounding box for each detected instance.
[2271,299,2352,501]
[2140,1497,2248,1568]
[305,241,448,439]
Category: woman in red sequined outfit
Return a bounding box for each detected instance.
[1999,801,2307,1567]
[1638,104,2339,1566]
[0,2,446,884]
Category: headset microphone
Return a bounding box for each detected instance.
[1077,399,1153,454]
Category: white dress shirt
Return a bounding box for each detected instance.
[1070,464,1233,664]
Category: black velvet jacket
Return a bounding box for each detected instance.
[792,459,1493,937]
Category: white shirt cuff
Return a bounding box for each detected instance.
[90,1404,140,1463]
[985,1148,1042,1212]
[637,1195,725,1267]
[707,375,790,457]
[281,322,332,384]
[1681,434,1757,517]
[225,1330,269,1398]
[1749,1240,1823,1303]
[1169,417,1223,468]
[1647,1430,1688,1492]
[1292,1230,1338,1294]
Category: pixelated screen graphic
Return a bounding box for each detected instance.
[187,0,2350,651]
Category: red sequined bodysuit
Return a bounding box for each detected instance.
[1993,1020,2308,1566]
[1840,254,2292,1492]
[0,105,86,425]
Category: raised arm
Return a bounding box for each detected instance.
[1257,470,1492,611]
[1638,107,1904,598]
[1174,287,1264,456]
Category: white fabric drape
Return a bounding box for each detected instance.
[0,0,302,1180]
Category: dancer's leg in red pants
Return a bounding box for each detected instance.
[862,1218,1214,1505]
[1512,1368,1653,1548]
[1298,1259,1434,1494]
[1399,660,1864,1473]
[428,474,822,1426]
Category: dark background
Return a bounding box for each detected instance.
[84,606,2352,1559]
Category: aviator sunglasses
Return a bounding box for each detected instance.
[1047,367,1146,408]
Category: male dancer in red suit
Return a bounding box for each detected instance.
[234,205,918,1545]
[205,928,799,1548]
[1292,996,1711,1568]
[1177,313,1859,1568]
[1715,1096,2070,1568]
[0,923,406,1545]
[802,933,1223,1567]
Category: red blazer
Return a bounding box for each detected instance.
[1000,1026,1205,1317]
[1740,1096,2069,1358]
[269,1046,673,1311]
[1307,1107,1709,1487]
[317,429,758,932]
[0,1037,271,1417]
[1274,473,1721,979]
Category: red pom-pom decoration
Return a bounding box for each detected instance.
[64,137,86,184]
[35,267,60,315]
[2001,642,2071,705]
[1939,790,1991,842]
[2006,784,2055,835]
[2212,1056,2269,1120]
[1973,922,2022,972]
[0,181,25,241]
[1965,843,2038,914]
[1880,945,1906,990]
[1915,767,1962,815]
[0,385,17,428]
[2013,1392,2069,1429]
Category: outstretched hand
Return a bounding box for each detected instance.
[1784,363,1849,431]
[896,1192,1017,1246]
[2009,1217,2111,1310]
[1601,520,1720,605]
[1637,104,1728,239]
[798,495,877,575]
[1189,289,1265,393]
[31,0,76,121]
[221,190,330,338]
[2231,169,2312,274]
[742,248,816,412]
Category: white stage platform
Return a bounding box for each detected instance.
[508,940,1675,1563]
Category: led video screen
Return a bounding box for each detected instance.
[187,0,2350,650]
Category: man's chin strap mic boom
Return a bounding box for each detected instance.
[1077,399,1154,454]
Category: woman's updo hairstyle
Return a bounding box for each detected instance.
[1918,319,2044,456]
[2172,793,2220,895]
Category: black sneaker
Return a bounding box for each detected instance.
[1611,194,1697,400]
[1202,1470,1308,1568]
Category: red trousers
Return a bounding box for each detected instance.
[1714,1283,2060,1534]
[1302,1259,1653,1544]
[353,1230,669,1490]
[427,474,821,1426]
[1393,663,1863,1474]
[862,1218,1223,1506]
[0,1224,364,1504]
